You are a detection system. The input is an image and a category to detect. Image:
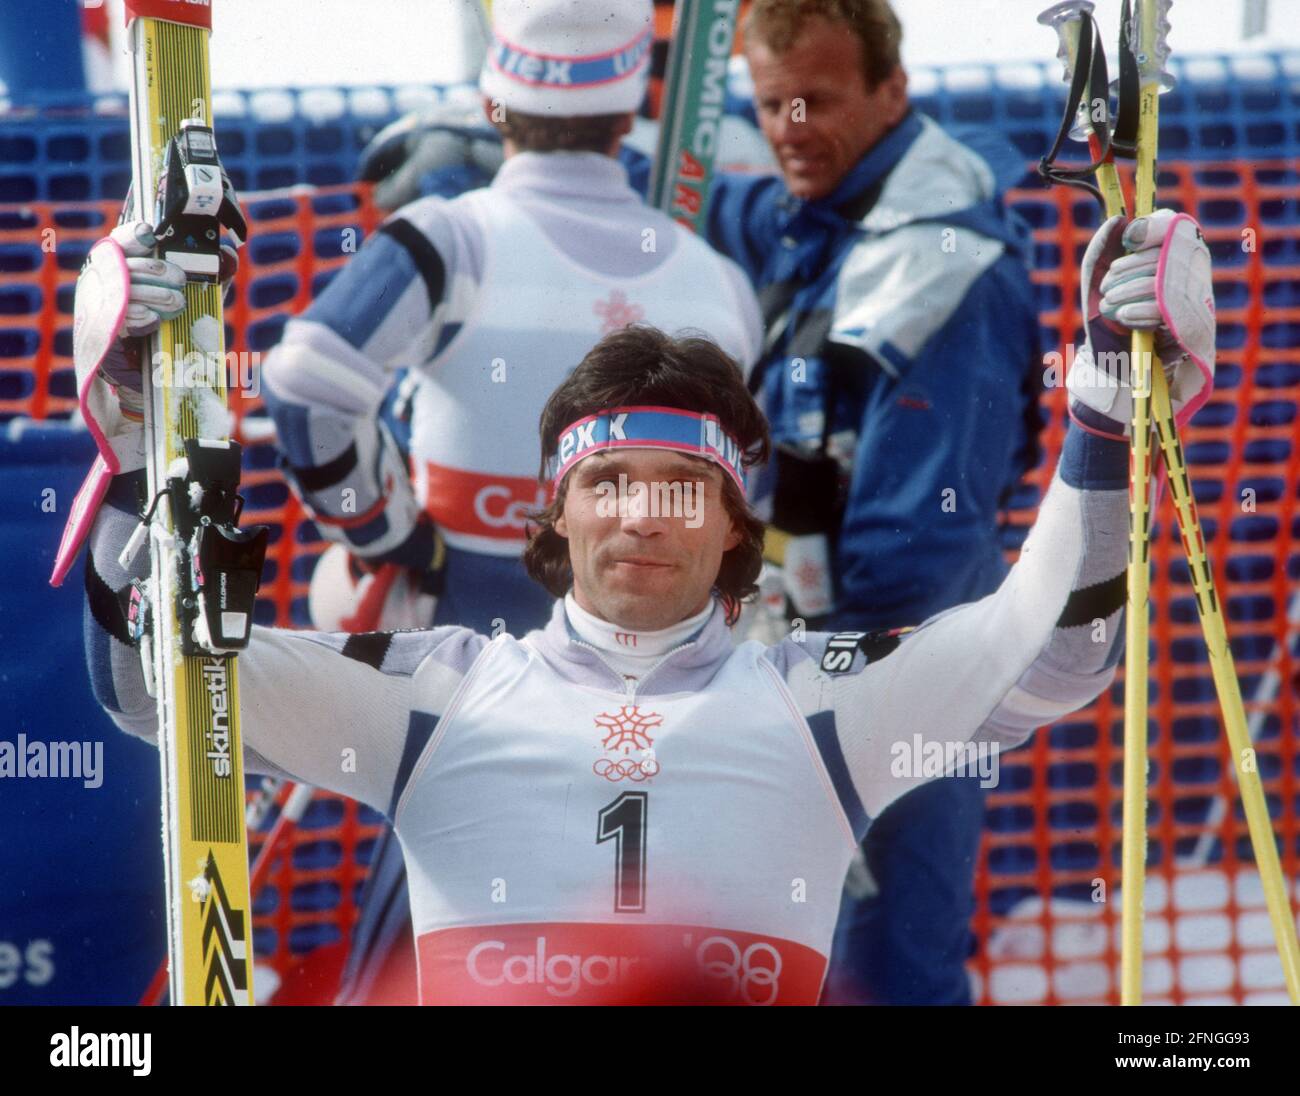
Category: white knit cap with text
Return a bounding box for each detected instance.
[479,0,654,117]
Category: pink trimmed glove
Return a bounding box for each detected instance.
[1068,209,1216,440]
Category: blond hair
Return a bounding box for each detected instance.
[744,0,903,89]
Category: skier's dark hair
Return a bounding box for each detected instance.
[491,108,629,154]
[744,0,903,90]
[524,326,771,627]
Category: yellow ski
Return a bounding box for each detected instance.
[126,0,260,1006]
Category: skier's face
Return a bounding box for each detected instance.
[555,450,742,631]
[747,15,909,202]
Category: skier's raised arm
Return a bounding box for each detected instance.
[785,209,1216,827]
[777,423,1129,827]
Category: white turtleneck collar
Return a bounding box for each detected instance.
[564,593,715,680]
[496,151,635,205]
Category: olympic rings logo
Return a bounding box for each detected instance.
[694,936,783,1006]
[592,756,660,782]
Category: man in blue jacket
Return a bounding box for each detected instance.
[706,0,1043,1004]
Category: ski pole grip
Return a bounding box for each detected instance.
[1133,0,1176,89]
[1037,0,1095,84]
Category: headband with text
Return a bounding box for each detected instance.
[549,406,747,491]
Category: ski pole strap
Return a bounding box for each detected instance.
[1036,5,1114,205]
[1109,3,1142,159]
[548,406,747,490]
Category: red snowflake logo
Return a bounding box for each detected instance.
[593,290,645,334]
[596,704,661,752]
[593,705,662,782]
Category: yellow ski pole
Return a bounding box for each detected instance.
[1149,367,1300,1002]
[1118,0,1162,1006]
[1038,0,1152,1000]
[1121,0,1299,1005]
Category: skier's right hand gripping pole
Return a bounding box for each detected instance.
[1038,2,1155,1001]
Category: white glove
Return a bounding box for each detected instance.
[1067,209,1216,439]
[114,220,189,336]
[106,221,190,419]
[75,219,240,420]
[53,221,239,587]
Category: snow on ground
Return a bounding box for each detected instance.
[978,868,1300,1005]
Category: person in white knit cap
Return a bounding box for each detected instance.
[252,0,762,1003]
[480,0,657,117]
